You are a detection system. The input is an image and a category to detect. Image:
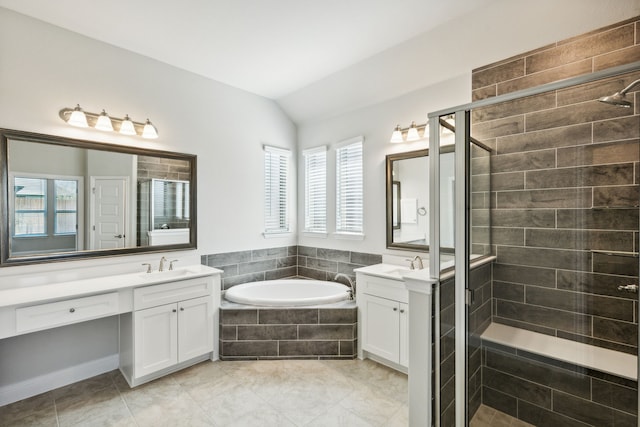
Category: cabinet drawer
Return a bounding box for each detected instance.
[134,277,212,310]
[16,292,119,333]
[358,275,408,303]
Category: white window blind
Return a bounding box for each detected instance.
[264,145,290,234]
[303,146,327,233]
[336,137,363,234]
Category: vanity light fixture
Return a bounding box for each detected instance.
[95,109,114,132]
[59,105,159,139]
[389,121,428,143]
[390,125,404,143]
[67,104,89,128]
[142,119,159,139]
[119,114,137,136]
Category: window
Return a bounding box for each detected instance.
[54,180,78,234]
[336,137,364,235]
[264,145,290,235]
[303,146,327,234]
[12,175,81,238]
[14,177,47,236]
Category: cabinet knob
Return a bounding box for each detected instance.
[400,309,405,313]
[172,309,177,313]
[393,307,398,311]
[180,307,185,311]
[69,308,75,313]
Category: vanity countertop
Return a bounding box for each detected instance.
[355,263,434,282]
[0,264,222,308]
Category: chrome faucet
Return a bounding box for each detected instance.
[408,255,424,270]
[334,273,356,300]
[159,256,167,272]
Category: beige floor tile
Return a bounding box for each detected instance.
[55,386,135,427]
[339,381,404,427]
[0,392,56,426]
[306,405,376,427]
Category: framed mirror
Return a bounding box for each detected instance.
[386,149,429,251]
[0,129,197,266]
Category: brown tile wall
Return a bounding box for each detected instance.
[202,246,382,290]
[471,15,640,427]
[472,16,640,355]
[439,262,492,427]
[219,307,357,360]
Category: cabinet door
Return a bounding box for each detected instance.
[362,295,400,363]
[134,303,178,377]
[399,303,409,368]
[178,296,213,362]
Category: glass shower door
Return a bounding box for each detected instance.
[461,69,640,427]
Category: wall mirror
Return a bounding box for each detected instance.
[386,146,456,252]
[386,149,430,251]
[0,129,197,266]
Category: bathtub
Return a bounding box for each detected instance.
[224,279,351,307]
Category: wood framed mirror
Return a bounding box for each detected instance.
[0,129,197,266]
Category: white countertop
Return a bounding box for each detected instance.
[0,264,221,308]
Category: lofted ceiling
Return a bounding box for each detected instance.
[1,0,638,123]
[0,1,496,111]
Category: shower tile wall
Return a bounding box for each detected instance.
[137,156,191,244]
[439,262,492,427]
[201,245,382,290]
[470,15,640,427]
[472,16,640,355]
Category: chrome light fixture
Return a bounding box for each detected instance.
[142,119,158,139]
[119,114,136,135]
[406,121,420,141]
[389,121,428,143]
[59,105,159,139]
[67,104,89,128]
[95,109,114,131]
[390,125,404,143]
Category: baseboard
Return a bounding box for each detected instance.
[0,353,119,407]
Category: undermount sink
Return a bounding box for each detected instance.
[139,269,191,279]
[380,266,413,278]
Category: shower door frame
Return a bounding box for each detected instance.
[428,59,640,427]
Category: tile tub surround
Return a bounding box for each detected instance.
[472,15,640,355]
[482,340,638,427]
[201,245,382,290]
[219,306,358,360]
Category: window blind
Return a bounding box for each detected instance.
[264,145,290,234]
[336,138,363,234]
[303,146,327,233]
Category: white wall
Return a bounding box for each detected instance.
[0,7,296,401]
[297,74,470,258]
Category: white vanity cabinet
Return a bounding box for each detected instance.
[120,276,215,386]
[356,271,409,371]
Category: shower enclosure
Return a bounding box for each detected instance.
[427,61,640,426]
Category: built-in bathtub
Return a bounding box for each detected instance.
[220,279,357,360]
[224,279,351,306]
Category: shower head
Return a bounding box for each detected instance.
[597,78,640,108]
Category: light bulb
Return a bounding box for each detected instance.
[406,121,420,141]
[95,109,114,131]
[390,125,403,143]
[142,119,158,139]
[119,114,137,135]
[67,104,88,128]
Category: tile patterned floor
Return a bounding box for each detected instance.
[0,359,409,427]
[470,404,535,427]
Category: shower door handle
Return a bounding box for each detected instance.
[617,284,638,293]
